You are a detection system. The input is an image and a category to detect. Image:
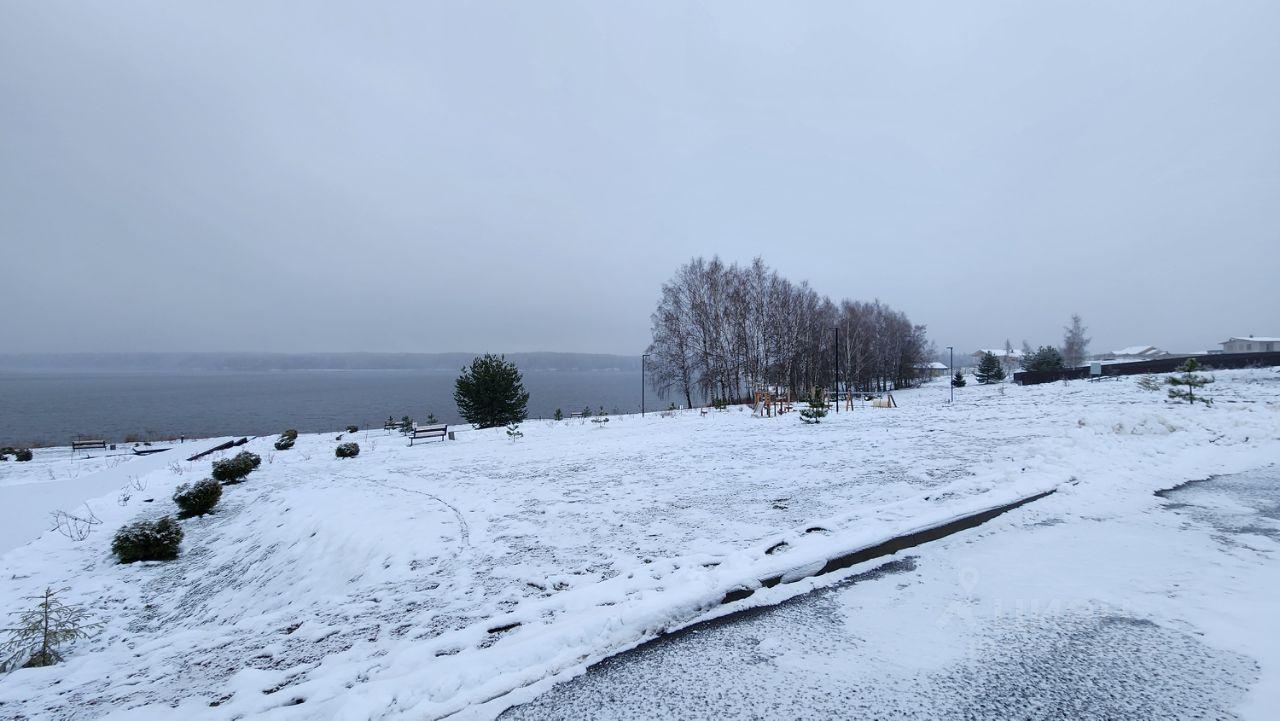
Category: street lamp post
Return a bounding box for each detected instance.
[834,325,840,414]
[641,353,651,417]
[946,346,954,404]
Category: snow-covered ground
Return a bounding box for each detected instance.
[504,467,1280,720]
[1,369,1277,720]
[0,439,233,554]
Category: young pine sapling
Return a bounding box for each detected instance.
[799,389,829,424]
[1166,358,1214,405]
[1,587,99,672]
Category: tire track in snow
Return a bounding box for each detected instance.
[350,472,472,579]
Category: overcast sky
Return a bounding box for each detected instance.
[2,1,1277,356]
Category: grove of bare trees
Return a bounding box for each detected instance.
[646,257,929,407]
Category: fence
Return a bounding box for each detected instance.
[1013,351,1280,386]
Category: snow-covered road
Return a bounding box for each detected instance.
[504,465,1280,720]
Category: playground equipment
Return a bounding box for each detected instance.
[870,393,898,408]
[752,388,794,417]
[838,390,897,409]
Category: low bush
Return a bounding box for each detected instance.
[111,516,183,563]
[345,425,359,434]
[173,478,222,517]
[210,451,260,484]
[14,448,33,462]
[335,442,360,458]
[1136,374,1163,392]
[210,457,243,483]
[276,429,297,450]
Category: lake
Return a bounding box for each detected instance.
[0,369,664,446]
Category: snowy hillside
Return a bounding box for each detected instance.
[1,370,1278,720]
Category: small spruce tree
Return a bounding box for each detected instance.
[505,422,523,439]
[1166,358,1214,405]
[1024,346,1066,372]
[799,389,829,424]
[454,354,530,429]
[952,372,966,388]
[1,587,98,671]
[553,408,563,421]
[975,352,1006,384]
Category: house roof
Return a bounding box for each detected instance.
[973,349,1023,358]
[915,362,948,370]
[1112,345,1159,356]
[1221,336,1280,344]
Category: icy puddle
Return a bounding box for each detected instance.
[1157,467,1280,546]
[504,467,1280,720]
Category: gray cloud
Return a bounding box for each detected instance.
[2,0,1277,355]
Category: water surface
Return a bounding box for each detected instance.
[0,369,660,445]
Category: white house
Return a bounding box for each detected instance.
[914,361,949,379]
[1220,336,1280,353]
[972,348,1024,373]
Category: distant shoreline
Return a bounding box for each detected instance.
[0,367,640,374]
[0,351,643,373]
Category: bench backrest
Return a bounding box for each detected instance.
[412,423,448,435]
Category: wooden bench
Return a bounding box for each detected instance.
[408,423,448,445]
[383,417,401,431]
[71,438,107,454]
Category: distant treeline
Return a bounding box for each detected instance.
[0,352,642,373]
[647,257,930,407]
